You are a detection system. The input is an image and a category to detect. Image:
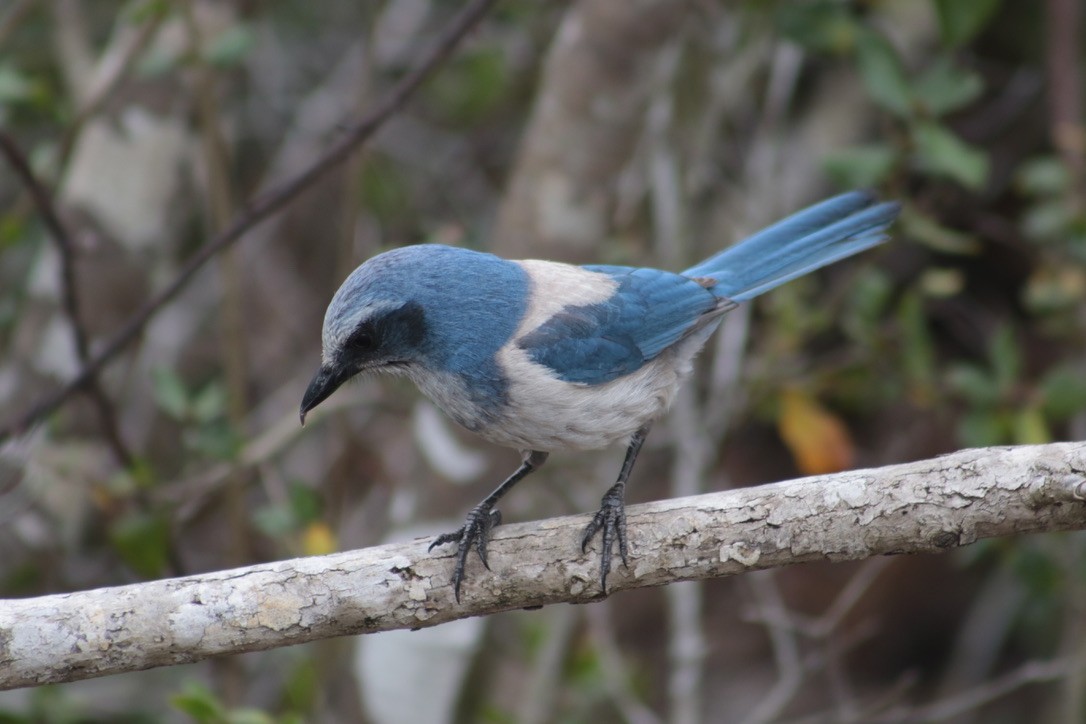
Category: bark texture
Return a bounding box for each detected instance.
[2,443,1085,690]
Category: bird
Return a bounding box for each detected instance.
[300,190,900,602]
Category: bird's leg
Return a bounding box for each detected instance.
[581,425,650,594]
[430,450,549,602]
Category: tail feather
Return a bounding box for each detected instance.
[684,191,900,302]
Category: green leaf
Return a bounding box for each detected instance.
[109,511,172,578]
[152,368,190,420]
[1014,407,1051,445]
[427,48,508,124]
[191,382,227,423]
[855,30,912,118]
[897,291,936,400]
[900,206,981,254]
[288,482,323,524]
[1017,156,1070,197]
[172,682,225,722]
[957,409,1012,447]
[282,658,319,716]
[919,267,965,297]
[225,709,275,724]
[185,421,242,461]
[358,155,412,223]
[137,46,181,77]
[0,213,27,250]
[823,144,899,188]
[775,0,857,53]
[1022,200,1074,243]
[109,458,158,494]
[912,121,989,189]
[123,0,171,24]
[204,25,256,68]
[947,364,998,406]
[1010,544,1063,596]
[988,325,1020,394]
[911,56,984,117]
[27,686,80,724]
[1040,365,1086,420]
[253,504,297,538]
[933,0,1002,47]
[844,267,894,338]
[0,64,34,104]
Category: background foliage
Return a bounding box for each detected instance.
[1,0,1085,721]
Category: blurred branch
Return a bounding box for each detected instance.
[2,443,1085,690]
[741,573,804,724]
[493,0,696,261]
[0,0,36,47]
[54,8,165,170]
[0,0,499,444]
[585,601,663,724]
[0,130,133,467]
[874,658,1071,723]
[181,0,251,575]
[1045,0,1085,201]
[646,36,708,724]
[742,560,891,722]
[518,606,581,724]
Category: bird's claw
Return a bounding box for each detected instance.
[580,482,628,594]
[430,506,502,602]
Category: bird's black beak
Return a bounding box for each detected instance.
[300,363,351,426]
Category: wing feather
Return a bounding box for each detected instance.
[517,267,722,385]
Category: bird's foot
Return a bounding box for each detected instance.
[429,505,503,602]
[580,481,628,594]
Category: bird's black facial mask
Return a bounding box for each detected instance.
[299,301,426,424]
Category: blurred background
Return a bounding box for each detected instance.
[1,0,1085,722]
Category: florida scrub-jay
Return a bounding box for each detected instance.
[300,190,900,601]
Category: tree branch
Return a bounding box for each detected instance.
[0,0,498,444]
[1045,0,1084,200]
[2,443,1085,689]
[0,129,134,467]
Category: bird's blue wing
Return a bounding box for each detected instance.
[517,267,721,385]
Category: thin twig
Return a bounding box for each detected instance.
[741,572,805,724]
[811,558,891,637]
[0,0,499,444]
[873,658,1071,723]
[740,560,891,722]
[585,601,664,724]
[741,559,890,639]
[0,130,133,466]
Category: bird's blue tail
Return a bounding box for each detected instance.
[683,191,900,302]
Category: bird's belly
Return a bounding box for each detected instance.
[485,352,688,452]
[409,334,707,453]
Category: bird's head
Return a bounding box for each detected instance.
[300,255,429,425]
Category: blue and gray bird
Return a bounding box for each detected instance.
[300,190,900,601]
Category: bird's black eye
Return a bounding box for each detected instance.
[346,325,376,353]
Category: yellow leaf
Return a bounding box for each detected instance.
[777,389,856,475]
[300,521,337,556]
